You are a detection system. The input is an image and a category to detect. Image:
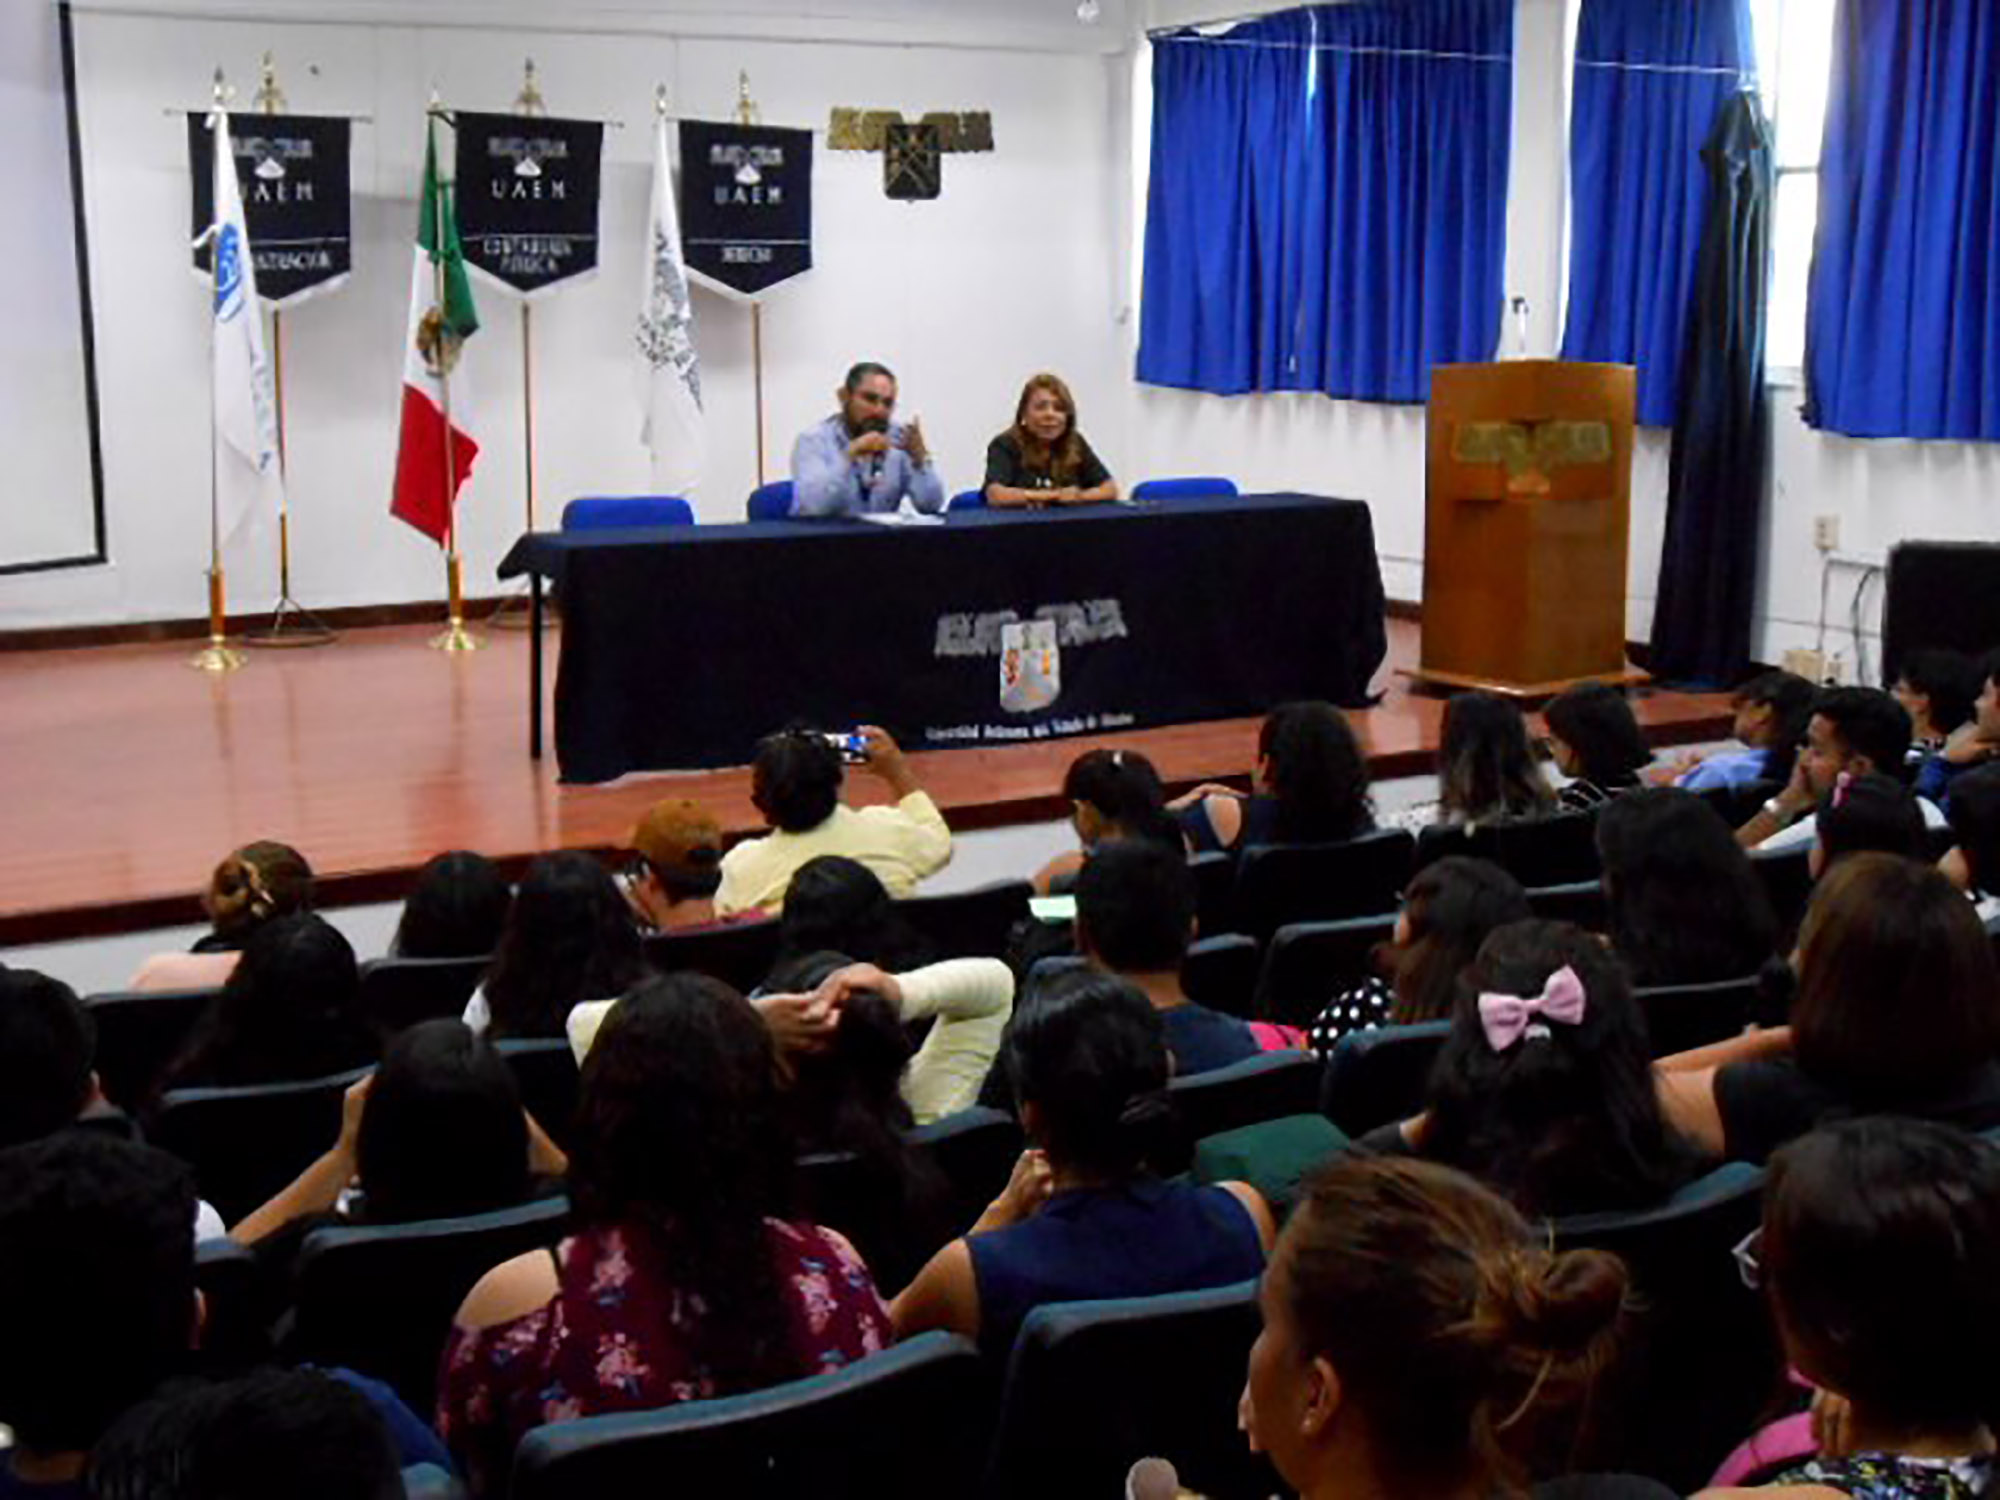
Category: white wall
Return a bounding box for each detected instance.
[1125,0,2000,676]
[0,4,1129,628]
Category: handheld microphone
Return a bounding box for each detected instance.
[1125,1456,1181,1500]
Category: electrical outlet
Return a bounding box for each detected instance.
[1814,515,1842,552]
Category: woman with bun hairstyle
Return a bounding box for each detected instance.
[1700,1117,2000,1499]
[1242,1154,1632,1499]
[1361,919,1698,1218]
[890,970,1273,1354]
[129,840,316,991]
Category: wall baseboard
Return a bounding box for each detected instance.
[0,595,521,653]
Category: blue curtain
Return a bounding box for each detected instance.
[1804,0,2000,441]
[1137,0,1513,403]
[1559,0,1757,428]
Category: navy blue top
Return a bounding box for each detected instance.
[1160,1002,1263,1075]
[1180,795,1283,855]
[967,1177,1266,1356]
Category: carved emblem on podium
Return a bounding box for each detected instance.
[1452,420,1612,495]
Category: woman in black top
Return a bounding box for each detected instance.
[983,373,1117,508]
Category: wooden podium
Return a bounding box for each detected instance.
[1409,360,1643,699]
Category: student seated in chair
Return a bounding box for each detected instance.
[1076,838,1264,1074]
[1598,790,1778,989]
[1659,669,1815,793]
[1032,747,1185,896]
[890,972,1272,1356]
[1175,702,1376,855]
[1941,763,2000,924]
[716,725,953,919]
[621,798,737,934]
[1392,693,1557,833]
[390,850,512,960]
[129,839,316,993]
[1697,1118,2000,1500]
[1242,1155,1631,1500]
[0,1134,201,1500]
[439,975,891,1495]
[1355,919,1701,1219]
[1544,680,1653,812]
[1737,688,1947,854]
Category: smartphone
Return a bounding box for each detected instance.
[820,730,869,764]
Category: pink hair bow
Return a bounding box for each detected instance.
[1478,965,1588,1052]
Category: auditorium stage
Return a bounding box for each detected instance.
[0,617,1732,945]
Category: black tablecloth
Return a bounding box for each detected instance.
[499,492,1387,783]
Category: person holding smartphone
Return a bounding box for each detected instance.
[715,724,954,917]
[789,362,946,518]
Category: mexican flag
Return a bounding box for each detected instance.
[391,119,479,544]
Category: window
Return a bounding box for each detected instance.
[1749,0,1835,378]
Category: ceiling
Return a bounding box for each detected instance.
[69,0,1150,53]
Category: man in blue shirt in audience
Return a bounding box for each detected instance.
[789,361,946,518]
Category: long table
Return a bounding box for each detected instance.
[498,492,1388,783]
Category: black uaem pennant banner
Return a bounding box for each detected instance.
[678,121,813,299]
[454,112,604,297]
[188,113,351,306]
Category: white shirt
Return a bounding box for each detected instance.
[714,792,954,917]
[1755,795,1949,855]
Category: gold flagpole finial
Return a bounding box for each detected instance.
[515,58,546,117]
[655,84,670,120]
[736,70,759,126]
[253,52,286,115]
[210,67,232,110]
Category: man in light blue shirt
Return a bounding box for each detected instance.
[789,361,946,517]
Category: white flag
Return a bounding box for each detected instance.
[207,110,283,544]
[636,114,704,499]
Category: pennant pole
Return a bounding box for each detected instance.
[490,59,548,632]
[429,102,479,654]
[738,72,769,486]
[243,52,335,649]
[193,70,245,675]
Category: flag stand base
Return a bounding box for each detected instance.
[245,595,338,648]
[431,618,481,653]
[191,633,246,674]
[430,552,481,652]
[191,568,245,673]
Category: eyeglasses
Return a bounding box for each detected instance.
[1731,1226,1763,1291]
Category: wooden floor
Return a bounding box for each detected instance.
[0,616,1732,944]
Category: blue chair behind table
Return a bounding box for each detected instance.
[83,986,219,1113]
[1318,1020,1452,1139]
[1182,933,1262,1019]
[747,479,796,521]
[1253,914,1399,1028]
[643,916,784,993]
[1130,476,1240,501]
[1553,1165,1775,1491]
[288,1196,572,1417]
[1231,829,1416,943]
[154,1066,375,1226]
[1169,1049,1324,1143]
[354,954,491,1042]
[1634,973,1763,1057]
[949,487,986,511]
[495,1038,580,1151]
[511,1331,986,1500]
[895,879,1034,960]
[987,1280,1278,1500]
[559,496,694,531]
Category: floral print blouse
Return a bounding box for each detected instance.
[1774,1454,1996,1499]
[437,1220,891,1491]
